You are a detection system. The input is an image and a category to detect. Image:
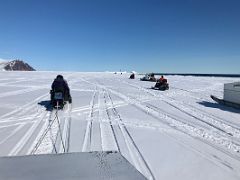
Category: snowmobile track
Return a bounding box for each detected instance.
[99,83,240,177]
[121,80,240,146]
[30,103,72,155]
[29,110,55,154]
[0,87,43,98]
[57,103,72,153]
[0,93,49,119]
[85,78,240,159]
[8,110,50,156]
[105,90,155,180]
[82,90,97,152]
[103,90,120,152]
[145,102,240,155]
[97,89,119,151]
[0,124,25,146]
[80,78,155,180]
[101,84,240,160]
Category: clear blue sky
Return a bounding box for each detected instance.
[0,0,240,73]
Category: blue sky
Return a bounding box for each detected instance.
[0,0,240,73]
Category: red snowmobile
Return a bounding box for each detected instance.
[152,78,169,91]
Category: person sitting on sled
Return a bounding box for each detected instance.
[155,75,167,88]
[51,75,72,104]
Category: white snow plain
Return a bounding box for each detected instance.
[0,71,240,180]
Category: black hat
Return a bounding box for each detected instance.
[56,75,64,79]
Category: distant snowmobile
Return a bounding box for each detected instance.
[129,73,135,79]
[151,76,169,91]
[152,81,169,91]
[140,73,156,82]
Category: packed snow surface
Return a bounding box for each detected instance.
[0,71,240,180]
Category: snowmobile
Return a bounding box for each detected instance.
[151,81,169,91]
[50,90,72,109]
[210,95,240,109]
[129,73,135,79]
[140,73,156,82]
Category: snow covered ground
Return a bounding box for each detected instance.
[0,71,240,180]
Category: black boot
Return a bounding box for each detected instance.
[69,96,72,104]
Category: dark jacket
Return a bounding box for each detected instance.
[51,78,70,92]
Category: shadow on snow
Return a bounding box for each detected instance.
[38,100,53,111]
[198,101,240,114]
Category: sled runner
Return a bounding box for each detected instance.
[211,95,240,109]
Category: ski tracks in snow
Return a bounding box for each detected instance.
[119,80,240,155]
[82,89,97,151]
[81,87,120,152]
[2,74,240,179]
[94,79,240,177]
[30,103,72,155]
[0,93,52,156]
[105,91,155,180]
[0,93,49,120]
[0,86,43,99]
[79,79,155,180]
